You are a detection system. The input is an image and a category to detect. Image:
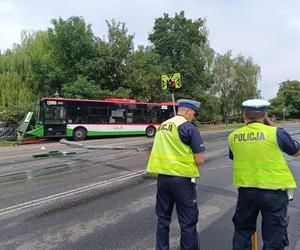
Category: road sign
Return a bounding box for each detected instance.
[161,73,182,90]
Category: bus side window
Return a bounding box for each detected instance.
[110,109,125,124]
[160,109,169,122]
[127,112,133,123]
[133,109,142,123]
[67,105,88,124]
[88,107,109,124]
[75,116,83,123]
[143,108,158,123]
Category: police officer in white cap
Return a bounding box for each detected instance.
[228,99,300,250]
[147,99,206,250]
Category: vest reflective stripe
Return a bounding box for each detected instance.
[147,115,199,177]
[149,153,195,163]
[228,123,296,189]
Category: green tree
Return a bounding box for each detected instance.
[62,75,101,99]
[148,11,215,107]
[148,11,207,69]
[24,30,55,96]
[97,19,134,94]
[49,16,97,67]
[48,16,98,92]
[233,54,261,114]
[125,45,170,102]
[270,80,300,118]
[212,51,260,124]
[0,31,38,123]
[268,95,286,118]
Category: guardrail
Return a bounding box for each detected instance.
[0,124,17,141]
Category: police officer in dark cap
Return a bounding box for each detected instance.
[228,99,300,250]
[147,99,206,250]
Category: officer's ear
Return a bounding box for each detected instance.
[183,108,190,116]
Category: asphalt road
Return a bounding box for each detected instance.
[1,124,300,250]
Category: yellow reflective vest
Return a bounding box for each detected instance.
[228,122,296,189]
[147,115,199,177]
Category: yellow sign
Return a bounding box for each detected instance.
[161,73,182,90]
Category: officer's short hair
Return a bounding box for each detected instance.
[244,111,266,120]
[242,99,270,120]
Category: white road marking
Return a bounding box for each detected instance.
[130,192,236,249]
[10,185,156,250]
[0,150,133,178]
[198,194,236,231]
[7,187,236,250]
[169,194,236,248]
[0,170,145,216]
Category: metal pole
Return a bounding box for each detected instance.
[171,91,176,116]
[251,231,258,250]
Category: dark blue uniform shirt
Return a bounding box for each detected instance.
[229,124,300,159]
[178,121,205,154]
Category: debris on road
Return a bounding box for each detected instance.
[59,138,152,152]
[32,150,76,158]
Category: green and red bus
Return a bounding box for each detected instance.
[26,97,176,140]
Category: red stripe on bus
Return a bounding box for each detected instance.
[43,97,177,106]
[67,123,161,126]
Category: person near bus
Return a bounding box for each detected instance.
[147,99,206,250]
[228,99,300,250]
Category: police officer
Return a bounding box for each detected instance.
[147,99,206,250]
[228,99,300,250]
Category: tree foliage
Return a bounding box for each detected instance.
[62,75,100,99]
[0,13,265,124]
[148,11,219,121]
[212,51,260,124]
[148,11,207,68]
[0,32,39,123]
[148,11,213,96]
[97,19,134,94]
[125,45,170,102]
[48,16,98,92]
[269,80,300,118]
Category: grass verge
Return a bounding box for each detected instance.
[199,123,244,131]
[0,140,16,147]
[198,120,300,132]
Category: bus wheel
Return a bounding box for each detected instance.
[146,126,156,138]
[73,127,87,141]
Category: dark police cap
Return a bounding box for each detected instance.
[177,99,201,111]
[242,99,270,111]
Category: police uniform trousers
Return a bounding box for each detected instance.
[156,174,199,250]
[232,187,289,250]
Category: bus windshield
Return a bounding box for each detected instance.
[44,105,66,124]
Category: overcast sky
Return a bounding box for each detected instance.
[1,0,300,100]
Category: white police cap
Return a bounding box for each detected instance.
[242,99,270,111]
[177,99,201,111]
